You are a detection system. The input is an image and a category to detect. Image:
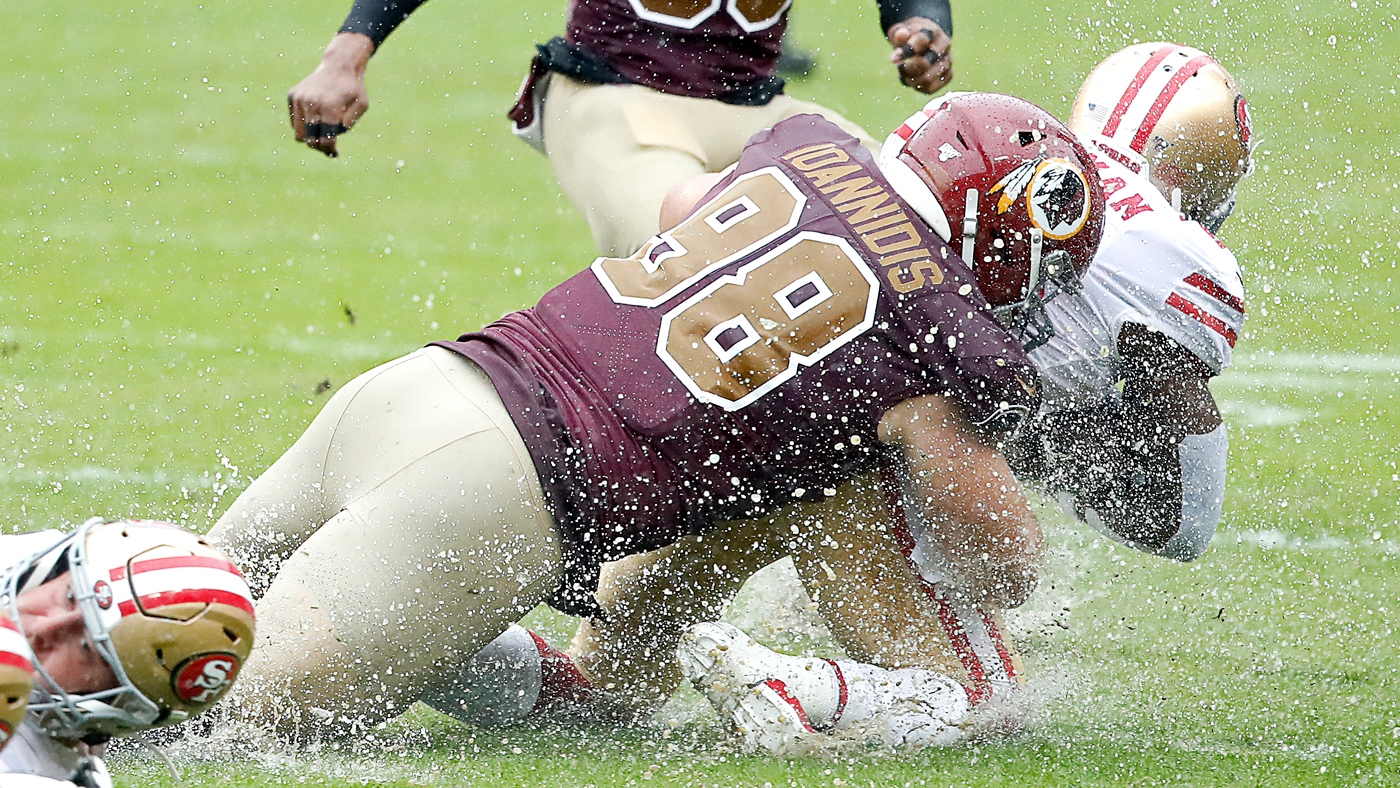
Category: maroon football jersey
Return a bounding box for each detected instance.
[438,116,1038,591]
[565,0,786,99]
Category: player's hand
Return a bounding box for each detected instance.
[886,18,952,95]
[288,32,375,158]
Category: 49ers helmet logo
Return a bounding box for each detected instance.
[92,580,113,610]
[172,653,241,705]
[0,720,10,744]
[1235,94,1253,146]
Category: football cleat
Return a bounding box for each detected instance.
[730,679,816,754]
[3,518,256,741]
[0,616,34,753]
[1070,43,1252,231]
[879,92,1106,350]
[678,622,838,719]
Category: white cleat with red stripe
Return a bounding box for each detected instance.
[730,679,817,755]
[679,622,974,754]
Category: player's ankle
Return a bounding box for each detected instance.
[529,632,595,713]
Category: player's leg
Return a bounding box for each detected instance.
[678,474,1028,752]
[556,473,964,718]
[207,353,432,594]
[564,516,790,716]
[225,348,563,735]
[543,76,709,256]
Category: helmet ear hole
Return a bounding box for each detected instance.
[156,648,165,663]
[224,627,241,645]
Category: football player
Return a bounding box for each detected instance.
[209,94,1108,740]
[664,44,1252,752]
[286,0,955,255]
[0,520,256,787]
[339,52,1249,748]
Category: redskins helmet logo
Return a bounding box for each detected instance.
[1026,159,1091,240]
[172,653,241,705]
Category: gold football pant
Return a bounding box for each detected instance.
[543,75,881,257]
[207,347,561,733]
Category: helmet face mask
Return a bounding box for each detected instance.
[3,518,255,742]
[879,92,1106,350]
[1070,42,1253,229]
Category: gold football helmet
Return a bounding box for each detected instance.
[2,519,256,741]
[1070,43,1253,230]
[0,616,34,753]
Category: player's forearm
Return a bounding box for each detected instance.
[881,397,1043,609]
[318,32,376,76]
[338,0,430,47]
[908,452,1042,608]
[783,476,964,673]
[876,0,952,37]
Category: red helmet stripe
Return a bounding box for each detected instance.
[117,588,257,618]
[0,623,34,673]
[1128,55,1216,154]
[0,650,33,673]
[110,555,245,582]
[1101,44,1179,138]
[1185,272,1245,314]
[1167,293,1238,347]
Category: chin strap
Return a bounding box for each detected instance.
[960,188,978,266]
[1026,228,1043,302]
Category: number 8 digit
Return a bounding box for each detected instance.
[658,233,880,410]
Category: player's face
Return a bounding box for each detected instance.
[16,573,118,695]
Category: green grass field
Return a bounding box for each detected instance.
[4,0,1399,783]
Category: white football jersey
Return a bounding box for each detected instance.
[1028,138,1246,413]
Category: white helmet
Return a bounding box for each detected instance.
[1070,43,1253,231]
[2,518,256,742]
[0,616,34,752]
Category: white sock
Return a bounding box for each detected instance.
[830,660,970,747]
[755,655,843,729]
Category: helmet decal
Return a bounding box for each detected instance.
[990,159,1039,215]
[1026,159,1091,240]
[93,579,114,609]
[1235,95,1252,146]
[172,653,241,705]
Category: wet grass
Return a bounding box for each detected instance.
[2,0,1398,783]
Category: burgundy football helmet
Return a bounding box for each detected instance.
[879,92,1106,349]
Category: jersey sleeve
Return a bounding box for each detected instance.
[1102,222,1246,376]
